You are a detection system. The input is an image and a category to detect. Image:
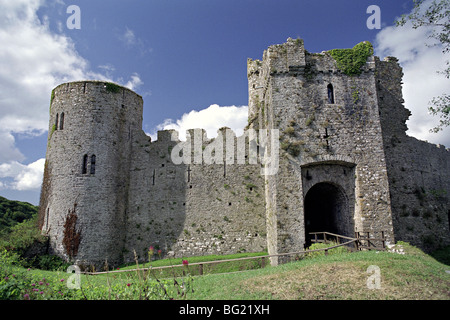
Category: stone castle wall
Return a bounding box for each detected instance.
[39,38,450,268]
[247,38,396,263]
[40,81,143,266]
[41,81,267,267]
[375,58,450,251]
[124,128,266,264]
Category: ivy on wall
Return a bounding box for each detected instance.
[328,42,374,76]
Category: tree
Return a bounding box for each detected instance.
[396,0,450,132]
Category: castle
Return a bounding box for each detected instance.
[38,38,450,268]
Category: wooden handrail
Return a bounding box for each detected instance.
[308,231,356,241]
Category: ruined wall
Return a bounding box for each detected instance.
[40,38,450,268]
[376,58,450,252]
[248,38,395,263]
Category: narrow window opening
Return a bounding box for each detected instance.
[90,155,96,174]
[448,209,450,232]
[327,84,335,104]
[228,202,232,206]
[45,208,49,232]
[82,154,88,174]
[59,112,64,130]
[55,113,59,130]
[187,165,191,183]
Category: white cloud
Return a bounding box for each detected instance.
[374,1,450,147]
[149,104,249,141]
[0,130,25,163]
[124,73,143,91]
[121,27,137,46]
[118,26,151,56]
[0,0,144,192]
[0,158,45,191]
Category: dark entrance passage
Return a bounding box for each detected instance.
[304,182,350,248]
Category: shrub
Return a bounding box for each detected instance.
[0,215,45,253]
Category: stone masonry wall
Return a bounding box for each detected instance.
[40,38,450,268]
[248,38,395,263]
[124,128,266,264]
[376,57,450,252]
[42,81,143,267]
[42,81,266,268]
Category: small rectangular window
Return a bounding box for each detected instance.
[90,155,96,174]
[82,154,88,174]
[59,112,64,130]
[327,84,335,104]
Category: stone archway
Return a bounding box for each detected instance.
[304,182,351,247]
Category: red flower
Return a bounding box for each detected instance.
[127,283,131,287]
[182,260,189,266]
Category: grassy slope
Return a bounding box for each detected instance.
[3,242,449,300]
[189,243,450,300]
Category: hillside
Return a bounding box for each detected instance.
[189,242,450,300]
[0,196,38,234]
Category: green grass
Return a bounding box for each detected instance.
[189,242,450,300]
[103,251,268,279]
[2,242,449,300]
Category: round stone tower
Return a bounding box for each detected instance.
[38,81,143,268]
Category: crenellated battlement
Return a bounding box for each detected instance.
[39,38,450,268]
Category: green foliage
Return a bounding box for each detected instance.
[0,250,83,300]
[280,140,302,157]
[428,94,450,132]
[105,82,121,93]
[22,255,70,272]
[328,41,374,76]
[396,0,449,54]
[0,214,45,252]
[0,196,38,234]
[396,0,449,132]
[0,199,63,271]
[351,87,360,104]
[49,89,55,112]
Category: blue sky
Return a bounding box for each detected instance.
[0,0,449,205]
